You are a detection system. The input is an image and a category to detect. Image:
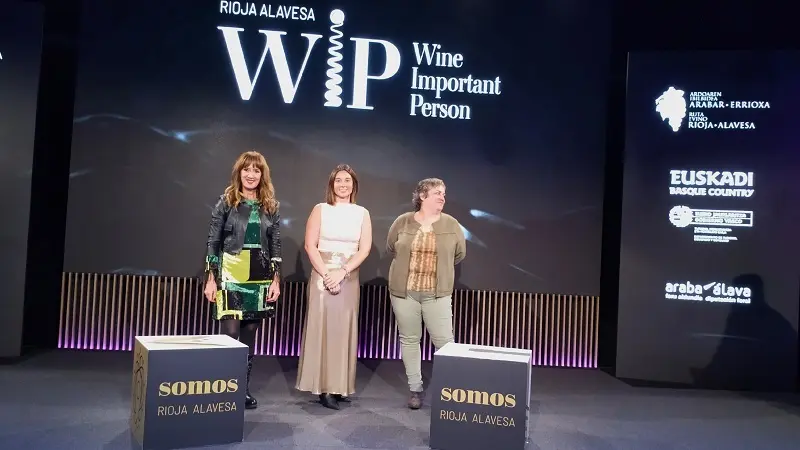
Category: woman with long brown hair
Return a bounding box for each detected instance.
[204,150,282,410]
[295,164,372,410]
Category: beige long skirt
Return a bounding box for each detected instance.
[295,252,360,395]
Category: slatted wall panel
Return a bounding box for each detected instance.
[58,272,599,368]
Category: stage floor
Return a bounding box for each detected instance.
[1,351,800,449]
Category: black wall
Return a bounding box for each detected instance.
[597,0,800,371]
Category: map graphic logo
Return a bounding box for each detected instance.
[655,87,687,132]
[654,86,768,131]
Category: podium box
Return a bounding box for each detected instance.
[428,343,532,450]
[130,334,248,450]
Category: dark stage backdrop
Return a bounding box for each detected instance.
[617,51,800,390]
[0,2,43,358]
[63,0,611,295]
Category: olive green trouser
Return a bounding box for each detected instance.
[390,291,454,392]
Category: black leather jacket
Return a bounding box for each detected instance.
[204,194,282,281]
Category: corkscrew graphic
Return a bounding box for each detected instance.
[324,9,345,107]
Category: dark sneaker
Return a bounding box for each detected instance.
[408,391,422,409]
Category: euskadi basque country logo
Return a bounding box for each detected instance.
[654,86,770,131]
[218,1,503,120]
[668,169,755,198]
[667,169,755,244]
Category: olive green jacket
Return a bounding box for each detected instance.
[386,212,466,298]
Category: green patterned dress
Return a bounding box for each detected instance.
[209,199,276,321]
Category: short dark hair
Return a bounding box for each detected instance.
[412,178,445,211]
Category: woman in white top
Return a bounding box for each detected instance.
[295,164,372,410]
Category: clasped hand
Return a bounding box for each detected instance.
[323,269,346,294]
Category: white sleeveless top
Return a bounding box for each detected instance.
[317,203,365,259]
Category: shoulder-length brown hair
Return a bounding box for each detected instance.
[325,164,359,205]
[223,151,279,214]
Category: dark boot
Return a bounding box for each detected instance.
[245,355,257,409]
[319,393,340,410]
[407,391,422,410]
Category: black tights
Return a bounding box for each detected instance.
[220,319,260,355]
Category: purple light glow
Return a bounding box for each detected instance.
[57,274,599,369]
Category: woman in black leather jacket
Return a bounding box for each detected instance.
[204,150,282,410]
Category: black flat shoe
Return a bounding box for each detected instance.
[319,393,340,410]
[333,394,351,403]
[245,392,258,409]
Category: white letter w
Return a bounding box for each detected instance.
[218,26,322,103]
